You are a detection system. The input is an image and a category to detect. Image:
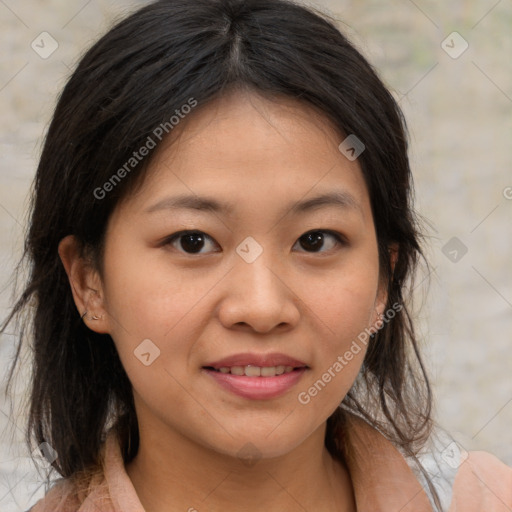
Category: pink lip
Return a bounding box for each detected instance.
[203,367,307,400]
[202,352,309,400]
[203,352,307,368]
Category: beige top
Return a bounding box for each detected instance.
[29,413,512,511]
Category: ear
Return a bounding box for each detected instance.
[389,243,399,275]
[58,235,111,334]
[372,243,399,327]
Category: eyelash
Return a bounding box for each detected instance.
[161,229,348,255]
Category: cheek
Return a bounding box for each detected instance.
[307,279,375,337]
[100,242,235,402]
[300,253,379,344]
[100,249,211,432]
[102,240,202,338]
[292,253,379,404]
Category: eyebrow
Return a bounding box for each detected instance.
[144,190,362,217]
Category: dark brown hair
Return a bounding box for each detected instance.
[1,0,439,508]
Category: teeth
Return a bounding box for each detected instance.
[215,365,297,376]
[260,366,275,377]
[245,365,261,377]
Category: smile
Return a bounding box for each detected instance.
[204,365,298,377]
[202,366,308,400]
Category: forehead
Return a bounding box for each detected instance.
[119,89,372,223]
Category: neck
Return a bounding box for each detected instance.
[125,420,355,512]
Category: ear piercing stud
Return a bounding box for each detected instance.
[81,311,102,321]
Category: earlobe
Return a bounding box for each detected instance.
[58,235,110,334]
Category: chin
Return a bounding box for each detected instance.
[205,429,312,463]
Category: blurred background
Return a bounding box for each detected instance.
[0,0,511,510]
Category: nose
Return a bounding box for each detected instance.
[217,255,300,334]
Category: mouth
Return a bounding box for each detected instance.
[202,365,305,377]
[201,353,309,400]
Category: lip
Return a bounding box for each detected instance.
[203,367,308,400]
[203,352,307,369]
[202,352,309,400]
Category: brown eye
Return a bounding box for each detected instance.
[294,230,345,253]
[164,231,219,254]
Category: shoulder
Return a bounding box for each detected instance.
[26,478,81,512]
[408,429,512,511]
[450,450,512,511]
[343,412,512,512]
[25,429,130,512]
[25,458,108,512]
[27,472,111,512]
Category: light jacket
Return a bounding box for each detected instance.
[28,413,512,511]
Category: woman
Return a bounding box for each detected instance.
[2,0,510,510]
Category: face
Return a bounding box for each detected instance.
[91,89,387,460]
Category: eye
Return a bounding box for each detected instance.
[293,230,346,253]
[163,230,219,254]
[161,229,347,255]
